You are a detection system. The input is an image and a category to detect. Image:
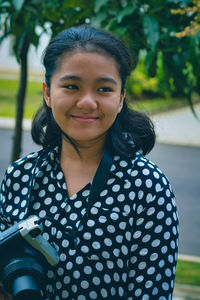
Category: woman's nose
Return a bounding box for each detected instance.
[76,92,97,109]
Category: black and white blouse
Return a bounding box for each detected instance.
[0,146,179,300]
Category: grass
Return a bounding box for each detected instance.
[0,78,43,119]
[175,259,200,286]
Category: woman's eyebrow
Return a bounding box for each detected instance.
[59,75,81,82]
[97,77,117,85]
[59,75,117,85]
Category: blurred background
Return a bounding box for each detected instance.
[0,0,200,298]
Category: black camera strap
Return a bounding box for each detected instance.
[38,145,114,249]
[78,145,113,222]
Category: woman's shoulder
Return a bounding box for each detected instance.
[4,149,44,176]
[1,148,52,184]
[114,151,172,190]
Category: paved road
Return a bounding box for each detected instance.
[0,128,200,257]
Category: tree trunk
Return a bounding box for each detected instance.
[11,37,29,162]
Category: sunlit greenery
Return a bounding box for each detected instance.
[0,78,42,119]
[175,259,200,286]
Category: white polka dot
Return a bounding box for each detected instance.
[147,206,155,216]
[104,238,112,246]
[62,291,69,298]
[55,193,63,201]
[100,189,108,197]
[105,197,114,205]
[145,280,153,288]
[120,160,128,167]
[39,210,46,218]
[6,205,13,213]
[82,189,90,197]
[92,276,100,285]
[155,183,163,192]
[95,262,103,271]
[101,288,108,298]
[13,170,21,177]
[138,261,146,270]
[48,184,55,192]
[107,225,115,233]
[89,291,97,299]
[147,266,155,275]
[136,275,144,283]
[14,196,20,205]
[112,184,120,192]
[131,170,138,177]
[24,162,32,170]
[135,289,142,296]
[73,270,80,279]
[95,228,103,236]
[69,213,78,221]
[143,168,150,175]
[146,179,152,188]
[135,179,142,187]
[92,241,101,249]
[13,209,19,216]
[164,231,171,240]
[87,219,95,227]
[74,201,82,208]
[128,191,135,200]
[150,253,158,261]
[162,282,169,291]
[152,239,161,247]
[44,197,52,205]
[154,225,163,233]
[57,171,63,180]
[13,183,20,191]
[107,178,115,185]
[76,256,83,264]
[138,190,144,199]
[110,212,118,220]
[39,189,46,197]
[157,211,165,219]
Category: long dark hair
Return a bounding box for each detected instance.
[31,25,155,156]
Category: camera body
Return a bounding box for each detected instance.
[0,215,59,300]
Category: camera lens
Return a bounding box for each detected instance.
[13,275,41,300]
[2,256,44,300]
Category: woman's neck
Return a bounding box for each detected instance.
[59,137,106,197]
[60,136,106,165]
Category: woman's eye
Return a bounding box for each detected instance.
[64,84,78,90]
[98,87,112,92]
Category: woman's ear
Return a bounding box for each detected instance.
[118,89,126,113]
[43,82,51,108]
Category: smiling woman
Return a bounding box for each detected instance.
[0,25,179,300]
[43,51,124,147]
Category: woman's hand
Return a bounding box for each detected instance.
[0,287,12,300]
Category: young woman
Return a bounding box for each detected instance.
[0,25,179,299]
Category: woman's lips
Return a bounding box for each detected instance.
[71,115,99,123]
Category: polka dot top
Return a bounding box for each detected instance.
[0,146,179,300]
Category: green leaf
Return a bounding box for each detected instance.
[90,11,107,28]
[13,0,24,11]
[114,26,128,37]
[143,15,159,50]
[144,50,156,72]
[117,4,137,23]
[94,0,108,13]
[0,1,11,9]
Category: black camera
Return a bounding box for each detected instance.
[0,215,59,300]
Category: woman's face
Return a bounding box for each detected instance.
[43,51,125,147]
